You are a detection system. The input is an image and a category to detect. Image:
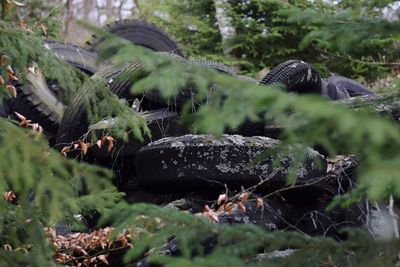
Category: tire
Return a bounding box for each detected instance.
[136,134,327,193]
[87,109,189,187]
[56,51,192,151]
[238,75,258,83]
[259,60,322,94]
[11,42,110,135]
[185,59,236,75]
[0,99,11,117]
[89,109,188,158]
[45,42,110,75]
[324,76,374,100]
[237,119,265,137]
[218,198,292,231]
[85,19,184,57]
[143,59,235,111]
[12,68,65,135]
[241,60,322,136]
[56,62,142,149]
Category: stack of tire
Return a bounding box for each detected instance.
[2,19,377,238]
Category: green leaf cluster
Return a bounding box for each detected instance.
[138,0,399,80]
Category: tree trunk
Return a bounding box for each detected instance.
[83,0,92,21]
[63,0,73,38]
[133,0,141,15]
[213,0,236,55]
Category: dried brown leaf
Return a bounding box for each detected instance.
[4,191,16,203]
[101,135,107,145]
[6,0,25,7]
[46,227,57,240]
[61,146,70,157]
[96,139,102,148]
[29,123,43,134]
[0,54,8,65]
[14,111,32,127]
[27,66,36,75]
[6,85,17,97]
[98,255,109,265]
[55,253,70,263]
[7,73,18,81]
[39,23,47,35]
[6,65,14,75]
[217,193,228,206]
[79,141,88,155]
[73,245,88,256]
[204,211,219,223]
[256,197,264,209]
[240,192,250,204]
[237,201,246,213]
[216,204,225,213]
[224,202,234,214]
[14,112,26,122]
[3,244,12,251]
[106,136,114,152]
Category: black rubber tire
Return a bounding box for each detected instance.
[237,119,265,137]
[56,51,191,151]
[12,69,65,135]
[0,99,11,117]
[240,60,322,137]
[143,59,235,111]
[136,134,327,193]
[325,76,374,100]
[89,109,188,158]
[238,75,258,83]
[56,62,142,149]
[260,60,322,94]
[85,19,184,57]
[88,109,189,186]
[46,42,110,75]
[185,59,236,75]
[11,42,110,135]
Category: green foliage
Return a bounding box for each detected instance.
[282,3,400,80]
[0,2,82,104]
[139,0,222,57]
[101,203,400,267]
[1,1,400,267]
[0,119,124,266]
[139,0,399,80]
[77,64,151,142]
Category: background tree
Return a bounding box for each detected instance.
[139,0,400,80]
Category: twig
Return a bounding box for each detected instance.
[388,195,399,238]
[263,175,331,199]
[274,211,311,238]
[319,48,400,67]
[62,246,127,265]
[210,168,282,209]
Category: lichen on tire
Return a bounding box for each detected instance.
[136,134,327,193]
